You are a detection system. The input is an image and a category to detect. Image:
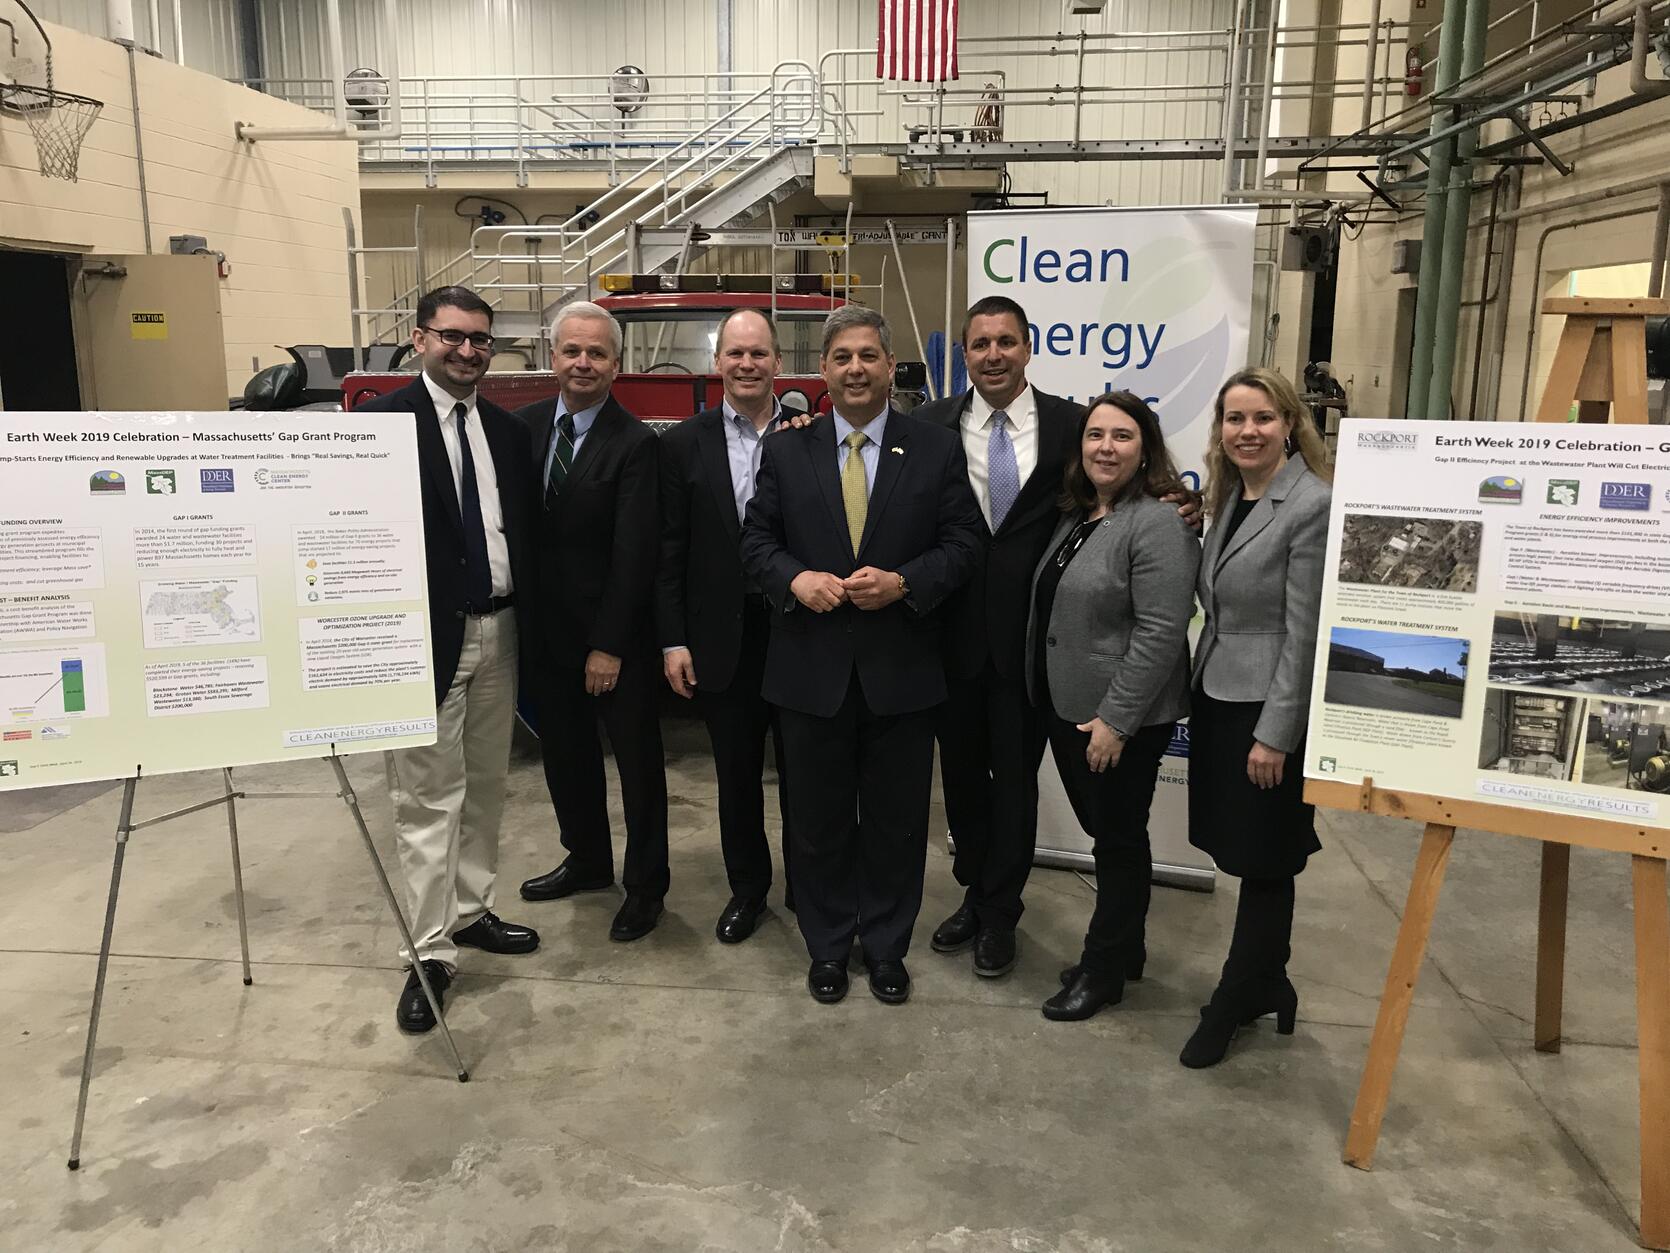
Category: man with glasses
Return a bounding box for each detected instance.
[517,302,670,943]
[356,285,540,1034]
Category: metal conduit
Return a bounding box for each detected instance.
[1407,0,1469,417]
[1425,0,1491,422]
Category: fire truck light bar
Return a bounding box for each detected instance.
[598,273,859,294]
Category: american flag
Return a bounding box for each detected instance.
[877,0,960,83]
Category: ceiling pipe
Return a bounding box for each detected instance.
[1424,0,1491,422]
[1631,1,1670,96]
[235,0,402,144]
[105,0,134,43]
[1406,0,1469,418]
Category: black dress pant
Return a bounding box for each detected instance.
[1046,716,1170,982]
[777,674,935,963]
[695,598,791,902]
[936,659,1047,929]
[538,649,670,899]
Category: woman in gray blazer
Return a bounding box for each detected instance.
[1026,392,1200,1022]
[1182,366,1332,1069]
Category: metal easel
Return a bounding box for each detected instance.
[66,749,469,1172]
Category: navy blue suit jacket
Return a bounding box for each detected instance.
[739,409,983,718]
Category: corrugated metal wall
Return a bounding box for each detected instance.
[249,0,1236,206]
[736,0,1235,206]
[27,0,246,79]
[259,0,721,82]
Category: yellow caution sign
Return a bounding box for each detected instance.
[130,312,168,340]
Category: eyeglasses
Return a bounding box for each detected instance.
[419,325,495,351]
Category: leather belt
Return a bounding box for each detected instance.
[466,594,516,616]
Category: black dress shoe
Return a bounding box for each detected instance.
[609,894,664,942]
[715,895,768,944]
[973,928,1017,978]
[453,911,540,955]
[396,960,452,1034]
[868,959,911,1005]
[1042,968,1122,1021]
[807,959,849,1004]
[930,904,978,953]
[520,859,614,902]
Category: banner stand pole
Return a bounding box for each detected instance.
[222,768,253,986]
[66,749,468,1171]
[67,773,139,1172]
[322,749,469,1085]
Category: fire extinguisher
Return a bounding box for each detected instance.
[1406,47,1424,97]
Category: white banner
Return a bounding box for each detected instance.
[968,205,1259,882]
[0,411,437,790]
[966,204,1259,489]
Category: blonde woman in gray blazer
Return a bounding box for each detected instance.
[1025,391,1200,1023]
[1181,367,1332,1070]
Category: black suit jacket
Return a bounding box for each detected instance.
[655,405,767,693]
[517,392,660,667]
[740,409,983,718]
[912,386,1082,682]
[355,377,536,705]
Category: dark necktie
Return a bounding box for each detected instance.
[453,403,492,607]
[545,412,576,506]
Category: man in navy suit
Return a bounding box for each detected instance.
[356,285,540,1034]
[741,306,983,1005]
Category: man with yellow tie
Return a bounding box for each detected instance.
[741,306,984,1005]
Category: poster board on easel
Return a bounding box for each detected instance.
[1302,296,1670,1251]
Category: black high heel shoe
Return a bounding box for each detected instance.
[1242,979,1299,1034]
[1179,1004,1242,1069]
[1179,980,1298,1069]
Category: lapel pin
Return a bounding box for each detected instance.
[890,446,904,455]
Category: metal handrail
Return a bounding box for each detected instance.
[459,62,816,339]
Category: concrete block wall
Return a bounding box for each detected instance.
[0,20,360,400]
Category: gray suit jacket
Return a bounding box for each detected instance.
[1025,493,1200,732]
[1193,456,1331,753]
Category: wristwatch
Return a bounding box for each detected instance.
[897,573,909,596]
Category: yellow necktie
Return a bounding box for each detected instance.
[841,429,869,553]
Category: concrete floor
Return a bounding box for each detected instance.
[1,717,1662,1251]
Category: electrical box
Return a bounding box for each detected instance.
[168,234,208,256]
[1280,226,1330,272]
[1391,238,1422,275]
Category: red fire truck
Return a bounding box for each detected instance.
[341,286,899,424]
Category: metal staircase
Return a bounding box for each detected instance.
[356,62,818,351]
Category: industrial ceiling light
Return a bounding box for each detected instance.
[1070,1,1108,13]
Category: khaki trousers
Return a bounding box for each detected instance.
[384,609,517,971]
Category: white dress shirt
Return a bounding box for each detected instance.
[962,383,1039,530]
[422,372,512,596]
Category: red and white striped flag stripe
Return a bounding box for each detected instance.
[877,0,959,83]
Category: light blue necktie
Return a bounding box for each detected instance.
[988,409,1020,531]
